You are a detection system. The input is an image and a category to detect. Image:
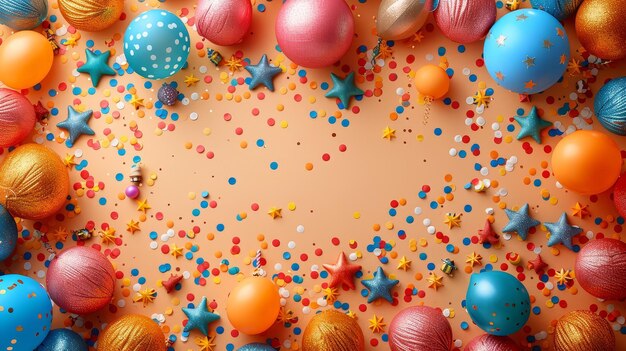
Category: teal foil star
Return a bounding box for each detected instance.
[325,72,364,109]
[545,212,582,251]
[77,49,116,87]
[57,106,95,146]
[514,106,552,143]
[245,54,282,91]
[182,296,220,335]
[361,266,399,303]
[502,203,540,240]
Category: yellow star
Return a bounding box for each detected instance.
[129,94,144,110]
[133,288,157,306]
[195,335,216,351]
[444,213,462,229]
[412,30,424,43]
[427,272,443,290]
[554,268,572,286]
[347,310,357,319]
[368,314,386,333]
[268,207,282,219]
[225,55,243,73]
[571,202,589,219]
[323,286,339,303]
[126,219,140,234]
[397,256,411,271]
[472,89,491,108]
[137,199,151,213]
[64,35,79,47]
[99,227,116,245]
[63,154,76,168]
[170,244,183,258]
[465,252,483,267]
[51,227,69,242]
[568,59,581,75]
[382,126,396,140]
[184,74,200,87]
[506,0,521,10]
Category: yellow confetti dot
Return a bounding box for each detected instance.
[280,120,289,128]
[288,202,296,211]
[353,212,361,219]
[489,254,498,263]
[385,222,394,230]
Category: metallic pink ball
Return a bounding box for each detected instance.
[434,0,496,44]
[575,238,626,300]
[464,334,521,351]
[389,306,452,351]
[46,246,116,314]
[0,88,36,148]
[196,0,252,46]
[275,0,354,68]
[125,185,140,199]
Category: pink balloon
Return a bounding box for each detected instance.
[434,0,496,44]
[389,306,452,351]
[464,334,521,351]
[275,0,354,68]
[0,88,36,148]
[196,0,252,46]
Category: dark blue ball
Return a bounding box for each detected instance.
[0,203,17,260]
[35,329,88,351]
[237,343,275,351]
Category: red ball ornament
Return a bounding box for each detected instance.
[195,0,252,46]
[612,174,626,218]
[0,88,36,148]
[464,334,521,351]
[389,306,452,351]
[575,238,626,300]
[46,246,116,314]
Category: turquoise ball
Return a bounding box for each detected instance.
[0,0,48,30]
[595,77,626,136]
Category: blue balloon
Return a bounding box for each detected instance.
[238,343,275,351]
[484,9,569,94]
[530,0,583,21]
[35,329,88,351]
[0,274,53,351]
[0,203,17,261]
[594,77,626,136]
[124,9,190,80]
[0,0,48,30]
[465,271,530,336]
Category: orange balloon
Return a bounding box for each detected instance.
[226,276,281,335]
[415,64,450,100]
[552,130,622,194]
[0,31,54,90]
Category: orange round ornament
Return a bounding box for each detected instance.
[414,64,450,100]
[226,276,281,335]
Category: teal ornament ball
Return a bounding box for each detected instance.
[0,0,48,30]
[124,9,190,80]
[530,0,583,21]
[466,271,530,336]
[35,329,88,351]
[484,9,570,94]
[0,203,17,261]
[0,274,53,351]
[594,77,626,136]
[238,343,275,351]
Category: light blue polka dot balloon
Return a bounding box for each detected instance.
[0,274,53,351]
[124,9,190,80]
[484,9,569,94]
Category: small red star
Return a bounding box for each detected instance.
[33,101,50,120]
[323,252,362,290]
[527,254,547,274]
[478,219,499,245]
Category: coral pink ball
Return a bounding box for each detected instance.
[0,88,36,148]
[46,246,116,314]
[389,306,452,351]
[434,0,496,44]
[275,0,354,68]
[125,185,140,199]
[464,334,521,351]
[575,238,626,300]
[195,0,252,46]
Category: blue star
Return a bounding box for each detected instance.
[57,106,95,146]
[514,106,552,144]
[545,212,582,251]
[325,72,364,109]
[502,203,540,240]
[245,54,282,91]
[77,49,116,87]
[182,296,220,335]
[361,266,398,303]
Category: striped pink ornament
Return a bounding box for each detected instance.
[0,88,36,148]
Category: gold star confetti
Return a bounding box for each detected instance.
[347,310,357,319]
[571,202,589,219]
[268,207,282,219]
[466,252,483,267]
[184,74,200,87]
[225,55,243,73]
[126,219,140,234]
[137,199,151,213]
[323,286,339,303]
[382,126,396,140]
[195,335,216,351]
[427,272,443,290]
[63,154,76,168]
[506,0,521,10]
[554,268,572,285]
[133,288,157,306]
[368,315,386,333]
[376,42,393,60]
[51,227,69,242]
[277,306,296,324]
[444,213,462,229]
[99,227,116,245]
[412,30,424,43]
[64,35,79,47]
[129,94,144,110]
[397,256,411,271]
[472,89,491,108]
[568,59,582,75]
[170,244,183,258]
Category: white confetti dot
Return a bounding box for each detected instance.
[449,148,457,156]
[349,252,358,261]
[414,207,422,215]
[427,226,436,234]
[190,112,198,121]
[149,241,158,249]
[296,225,305,233]
[288,241,296,249]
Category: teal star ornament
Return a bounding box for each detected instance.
[182,296,220,335]
[361,266,399,303]
[502,203,540,240]
[245,54,282,91]
[77,49,116,87]
[545,212,582,251]
[325,72,364,109]
[514,106,553,143]
[57,106,95,146]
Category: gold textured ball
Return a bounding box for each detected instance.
[97,314,166,351]
[554,310,615,351]
[0,144,69,220]
[575,0,626,60]
[302,310,365,351]
[58,0,124,32]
